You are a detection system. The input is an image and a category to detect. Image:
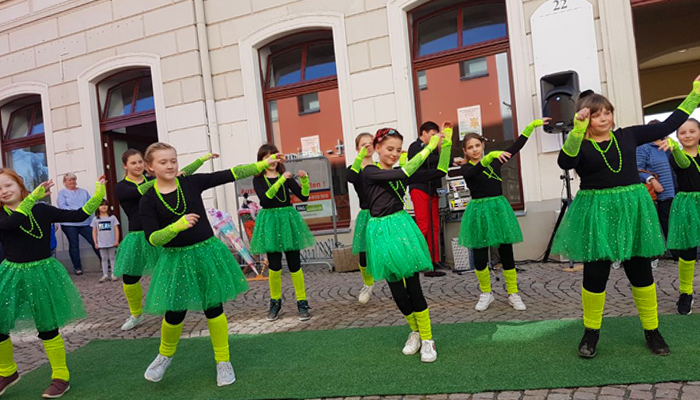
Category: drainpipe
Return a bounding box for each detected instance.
[194,0,227,210]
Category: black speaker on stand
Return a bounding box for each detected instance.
[539,71,580,266]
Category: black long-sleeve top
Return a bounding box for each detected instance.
[114,176,153,232]
[558,109,690,190]
[347,166,369,210]
[0,204,91,263]
[670,153,700,193]
[363,165,409,218]
[252,175,309,209]
[407,139,446,195]
[139,171,234,248]
[460,134,530,199]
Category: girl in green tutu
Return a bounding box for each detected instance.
[667,118,700,315]
[0,168,106,399]
[458,118,549,313]
[347,133,376,304]
[114,149,216,331]
[363,127,451,363]
[139,142,274,387]
[251,144,315,321]
[553,76,700,358]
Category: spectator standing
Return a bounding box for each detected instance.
[57,173,100,275]
[91,200,120,283]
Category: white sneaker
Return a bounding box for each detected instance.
[508,293,527,311]
[144,354,172,382]
[651,259,659,269]
[111,275,119,282]
[99,276,108,283]
[216,362,236,386]
[475,292,494,311]
[121,315,145,331]
[612,260,621,270]
[358,284,374,304]
[420,340,437,363]
[402,331,421,355]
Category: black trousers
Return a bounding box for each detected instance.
[583,258,655,293]
[0,329,59,342]
[386,273,428,316]
[473,244,515,271]
[164,304,224,325]
[656,199,672,239]
[268,251,302,273]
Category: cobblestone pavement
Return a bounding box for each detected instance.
[10,260,700,399]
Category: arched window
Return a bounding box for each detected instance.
[261,31,351,231]
[0,95,48,190]
[410,0,524,210]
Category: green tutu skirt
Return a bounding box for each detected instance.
[144,237,249,314]
[352,209,371,254]
[114,231,161,277]
[668,191,700,250]
[0,258,86,333]
[366,211,433,282]
[458,196,523,249]
[552,184,666,262]
[250,206,315,254]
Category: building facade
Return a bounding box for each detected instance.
[1,0,698,263]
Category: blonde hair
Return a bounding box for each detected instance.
[144,142,177,166]
[579,94,615,139]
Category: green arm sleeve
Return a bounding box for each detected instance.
[266,175,287,199]
[351,147,367,173]
[148,216,191,247]
[180,153,214,177]
[16,185,45,216]
[402,135,440,177]
[678,81,700,115]
[81,182,106,215]
[561,114,588,157]
[398,152,408,168]
[136,179,156,196]
[480,151,505,167]
[669,139,691,169]
[437,128,453,173]
[522,119,545,138]
[300,175,310,197]
[231,160,269,181]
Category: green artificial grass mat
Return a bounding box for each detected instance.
[7,314,700,400]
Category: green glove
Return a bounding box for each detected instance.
[403,135,440,177]
[480,151,504,167]
[351,147,368,173]
[265,175,287,199]
[437,133,453,173]
[15,185,45,216]
[561,113,588,157]
[179,154,212,177]
[668,138,691,169]
[300,175,310,197]
[522,119,544,138]
[231,160,270,180]
[136,179,156,196]
[678,81,700,115]
[398,152,408,168]
[148,216,191,246]
[81,182,106,215]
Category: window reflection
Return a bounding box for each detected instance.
[462,4,508,47]
[417,11,458,57]
[270,48,303,88]
[305,43,337,81]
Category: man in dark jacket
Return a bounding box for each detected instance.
[408,121,448,273]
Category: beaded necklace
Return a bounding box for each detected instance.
[264,175,287,203]
[685,149,700,175]
[376,163,408,208]
[3,206,43,239]
[125,174,148,185]
[469,159,503,182]
[590,132,622,173]
[155,179,187,216]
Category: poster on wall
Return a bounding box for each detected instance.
[300,135,322,157]
[457,105,482,140]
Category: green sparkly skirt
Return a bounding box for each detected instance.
[366,211,433,282]
[143,237,250,314]
[352,209,371,254]
[552,184,666,262]
[667,191,700,250]
[458,195,523,249]
[0,258,86,333]
[114,231,161,277]
[249,206,316,254]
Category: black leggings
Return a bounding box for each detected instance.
[387,274,428,316]
[359,252,367,268]
[268,251,302,273]
[473,244,515,271]
[678,248,698,261]
[0,329,59,343]
[583,258,655,293]
[164,304,224,325]
[123,274,141,285]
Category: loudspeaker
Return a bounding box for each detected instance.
[540,71,580,134]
